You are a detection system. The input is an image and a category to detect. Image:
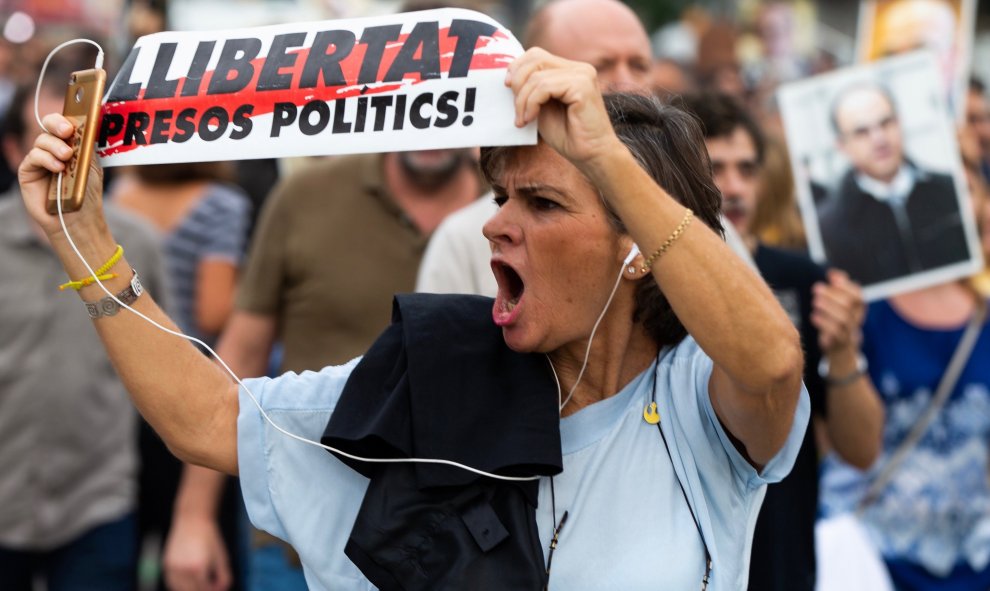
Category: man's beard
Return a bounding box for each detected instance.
[398,150,471,192]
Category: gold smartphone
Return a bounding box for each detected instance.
[47,68,106,215]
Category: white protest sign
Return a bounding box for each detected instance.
[96,8,535,166]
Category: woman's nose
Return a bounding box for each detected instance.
[482,202,522,247]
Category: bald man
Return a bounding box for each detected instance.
[522,0,652,93]
[417,0,755,295]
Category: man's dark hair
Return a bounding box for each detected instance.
[827,81,898,137]
[480,93,724,348]
[676,91,765,165]
[970,75,986,95]
[0,68,71,146]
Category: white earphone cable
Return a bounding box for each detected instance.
[555,258,627,412]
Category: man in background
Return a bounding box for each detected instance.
[680,91,884,591]
[416,0,755,295]
[417,0,652,295]
[0,75,169,590]
[965,77,990,183]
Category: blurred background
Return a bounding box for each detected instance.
[4,1,990,590]
[6,0,990,151]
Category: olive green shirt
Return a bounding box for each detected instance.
[237,154,428,371]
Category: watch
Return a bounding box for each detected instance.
[817,352,868,387]
[85,270,144,319]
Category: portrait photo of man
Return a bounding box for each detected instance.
[778,51,983,300]
[817,80,970,286]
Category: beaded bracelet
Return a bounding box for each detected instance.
[59,244,124,291]
[640,208,693,273]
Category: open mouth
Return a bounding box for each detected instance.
[491,260,526,326]
[493,261,525,310]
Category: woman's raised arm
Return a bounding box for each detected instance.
[506,49,804,468]
[19,114,239,474]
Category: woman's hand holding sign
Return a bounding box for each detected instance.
[505,48,626,177]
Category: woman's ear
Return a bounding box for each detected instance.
[623,243,641,266]
[621,241,647,279]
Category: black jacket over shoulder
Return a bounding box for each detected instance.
[322,293,562,591]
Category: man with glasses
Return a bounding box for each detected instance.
[818,82,969,286]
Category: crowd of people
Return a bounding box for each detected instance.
[3,0,990,590]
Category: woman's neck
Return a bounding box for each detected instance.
[550,319,659,417]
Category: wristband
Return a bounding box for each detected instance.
[84,270,143,319]
[818,352,868,387]
[59,244,124,291]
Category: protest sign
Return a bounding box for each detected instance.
[97,8,535,166]
[856,0,976,118]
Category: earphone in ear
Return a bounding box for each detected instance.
[623,243,641,267]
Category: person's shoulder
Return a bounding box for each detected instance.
[104,204,167,277]
[915,167,955,190]
[268,154,374,208]
[0,192,21,217]
[661,335,710,372]
[203,182,251,214]
[820,169,859,211]
[104,203,160,242]
[755,244,827,286]
[433,194,497,236]
[287,154,373,186]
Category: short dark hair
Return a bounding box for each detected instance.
[970,75,986,95]
[480,93,724,348]
[828,81,898,137]
[1,68,72,145]
[677,91,765,165]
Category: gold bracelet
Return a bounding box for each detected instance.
[640,208,693,273]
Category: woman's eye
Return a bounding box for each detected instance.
[493,195,507,208]
[533,197,559,211]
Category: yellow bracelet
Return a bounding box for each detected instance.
[640,208,693,273]
[59,244,124,291]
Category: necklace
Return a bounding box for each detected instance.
[644,364,713,590]
[543,359,713,590]
[543,476,568,586]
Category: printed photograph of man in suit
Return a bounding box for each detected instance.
[817,81,970,286]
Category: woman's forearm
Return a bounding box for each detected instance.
[587,146,804,464]
[824,348,885,469]
[21,115,239,474]
[53,231,239,474]
[589,147,802,388]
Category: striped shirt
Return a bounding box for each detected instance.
[164,183,249,345]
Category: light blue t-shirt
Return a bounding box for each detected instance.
[238,337,809,590]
